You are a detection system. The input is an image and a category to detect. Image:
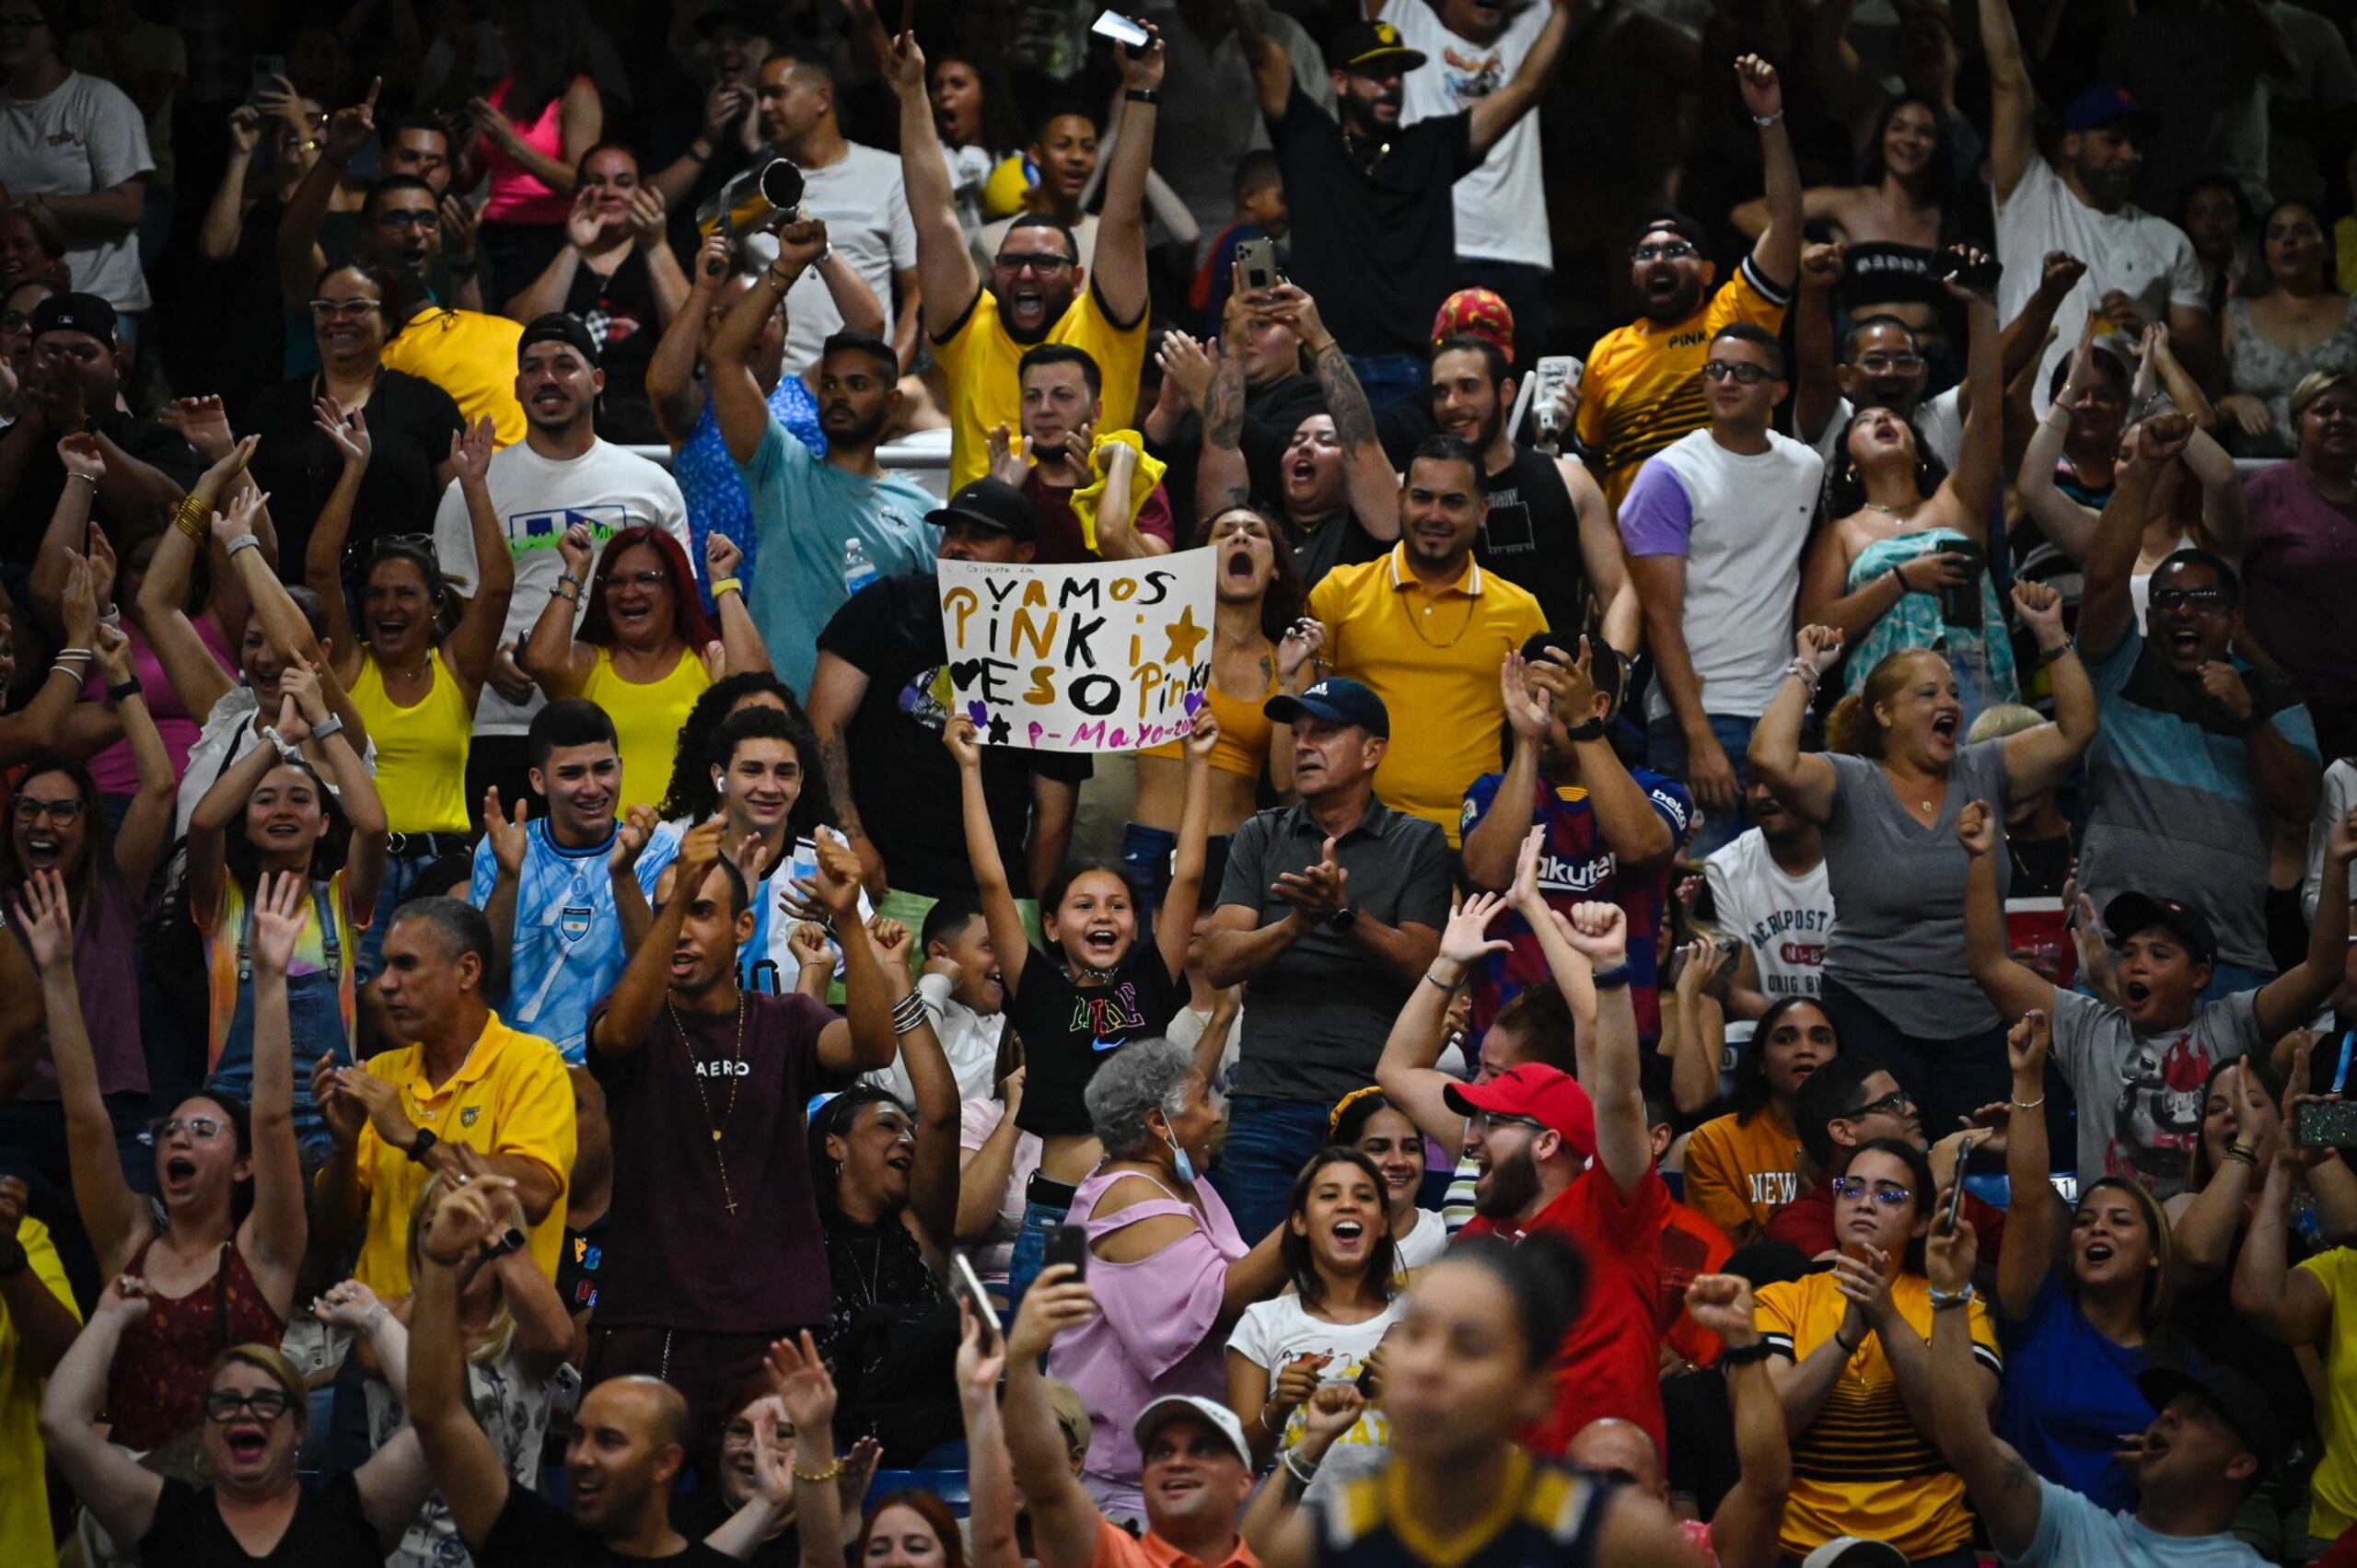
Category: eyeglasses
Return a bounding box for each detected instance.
[13,796,84,824]
[151,1115,228,1142]
[376,210,440,232]
[996,251,1073,276]
[308,296,381,318]
[1854,353,1923,374]
[1829,1176,1915,1209]
[1476,1110,1547,1135]
[1840,1088,1914,1121]
[1631,240,1696,263]
[202,1388,292,1423]
[1702,360,1774,385]
[2148,587,2227,611]
[604,570,669,590]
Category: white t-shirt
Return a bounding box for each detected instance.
[1389,0,1552,271]
[1995,157,2208,415]
[1810,384,1965,474]
[743,142,918,372]
[433,439,692,736]
[175,687,380,839]
[1619,427,1823,724]
[1225,1295,1401,1501]
[1391,1209,1450,1275]
[1704,829,1834,1005]
[0,71,154,311]
[942,143,996,244]
[2003,1476,2265,1568]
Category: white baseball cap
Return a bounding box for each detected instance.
[1131,1395,1253,1468]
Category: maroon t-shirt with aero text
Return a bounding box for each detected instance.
[587,992,846,1332]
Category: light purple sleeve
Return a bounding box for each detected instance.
[1617,460,1695,558]
[1087,1223,1235,1383]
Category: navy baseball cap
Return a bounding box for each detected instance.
[1265,677,1388,738]
[2103,891,2217,968]
[2064,86,2152,134]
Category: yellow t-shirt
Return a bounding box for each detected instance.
[578,645,714,815]
[934,283,1147,492]
[1756,1271,2001,1560]
[351,649,474,835]
[1576,261,1790,507]
[2301,1248,2357,1536]
[1306,544,1548,846]
[381,307,528,447]
[0,1218,75,1566]
[1682,1110,1804,1245]
[353,1012,575,1299]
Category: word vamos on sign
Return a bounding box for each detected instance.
[938,549,1216,754]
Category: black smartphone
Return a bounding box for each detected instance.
[1044,1222,1089,1282]
[1933,250,2002,291]
[249,55,286,104]
[2298,1100,2357,1149]
[1236,236,1279,294]
[1939,1133,1976,1234]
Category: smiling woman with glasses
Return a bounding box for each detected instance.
[1753,1135,2003,1565]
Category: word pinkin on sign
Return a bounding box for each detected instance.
[937,548,1215,754]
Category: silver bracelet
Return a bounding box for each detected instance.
[889,992,928,1036]
[2009,1093,2046,1110]
[1422,968,1458,992]
[1281,1446,1320,1484]
[224,534,262,561]
[1752,110,1783,126]
[1783,657,1820,692]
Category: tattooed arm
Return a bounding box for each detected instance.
[1260,284,1399,541]
[1196,345,1253,523]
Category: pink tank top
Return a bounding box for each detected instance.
[481,75,584,225]
[82,617,232,796]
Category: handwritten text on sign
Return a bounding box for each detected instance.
[938,549,1215,754]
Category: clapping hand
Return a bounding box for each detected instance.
[1271,835,1347,923]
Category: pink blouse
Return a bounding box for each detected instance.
[1047,1167,1247,1522]
[481,75,586,225]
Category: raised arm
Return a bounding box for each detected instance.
[1460,656,1552,891]
[133,439,254,725]
[21,871,146,1272]
[279,79,379,303]
[649,233,732,446]
[1467,0,1574,159]
[710,220,828,464]
[588,820,725,1059]
[1959,799,2059,1025]
[1155,715,1220,979]
[1747,626,1844,824]
[2167,1059,2265,1282]
[408,1179,522,1548]
[92,623,179,895]
[241,872,316,1301]
[199,109,262,261]
[1376,890,1514,1148]
[1004,1270,1117,1568]
[945,715,1033,998]
[1666,935,1728,1118]
[881,29,981,341]
[1689,1277,1792,1568]
[1736,56,1800,296]
[806,652,882,894]
[1923,1219,2046,1560]
[1090,27,1166,328]
[36,1280,164,1548]
[1979,0,2037,201]
[2254,809,2354,1040]
[1791,241,1847,447]
[2234,1154,2335,1346]
[2015,393,2104,563]
[1534,896,1651,1198]
[1992,1011,2061,1319]
[437,416,512,696]
[1937,261,2004,523]
[1999,581,2095,797]
[302,404,369,684]
[519,523,601,698]
[1190,338,1251,517]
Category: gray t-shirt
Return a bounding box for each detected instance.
[1820,738,2011,1036]
[1216,799,1452,1103]
[2049,987,2262,1199]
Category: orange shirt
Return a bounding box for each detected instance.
[1682,1109,1805,1244]
[1090,1516,1257,1568]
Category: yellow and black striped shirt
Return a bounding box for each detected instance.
[1758,1271,2003,1561]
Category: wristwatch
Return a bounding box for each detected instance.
[480,1226,528,1261]
[1325,906,1358,935]
[406,1129,439,1166]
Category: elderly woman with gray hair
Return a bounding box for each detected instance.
[1047,1039,1288,1522]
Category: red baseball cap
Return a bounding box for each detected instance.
[1446,1064,1595,1162]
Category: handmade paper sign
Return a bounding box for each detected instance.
[937,549,1214,754]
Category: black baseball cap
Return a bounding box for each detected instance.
[31,292,117,344]
[1265,676,1389,738]
[1324,19,1426,74]
[2103,892,2217,969]
[927,477,1037,541]
[518,312,600,366]
[2137,1365,2282,1469]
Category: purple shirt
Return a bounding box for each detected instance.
[2243,460,2357,745]
[7,877,147,1098]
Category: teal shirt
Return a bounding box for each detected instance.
[738,418,939,696]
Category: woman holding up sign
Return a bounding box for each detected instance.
[946,707,1221,1315]
[1126,505,1313,910]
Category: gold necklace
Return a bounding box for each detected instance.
[1401,581,1480,650]
[669,989,749,1215]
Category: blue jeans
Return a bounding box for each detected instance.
[1004,1193,1073,1328]
[1644,712,1759,858]
[1214,1096,1338,1242]
[1344,353,1427,417]
[359,842,469,984]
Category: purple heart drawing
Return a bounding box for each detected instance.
[1183,691,1206,716]
[966,701,989,726]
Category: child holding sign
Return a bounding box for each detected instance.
[945,709,1221,1316]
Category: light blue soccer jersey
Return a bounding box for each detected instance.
[470,819,681,1063]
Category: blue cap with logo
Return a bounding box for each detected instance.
[1264,677,1388,738]
[2064,86,2151,134]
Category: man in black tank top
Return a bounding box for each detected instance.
[1427,336,1637,648]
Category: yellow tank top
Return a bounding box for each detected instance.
[1140,656,1276,778]
[350,650,473,834]
[579,645,713,814]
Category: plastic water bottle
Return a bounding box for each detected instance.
[841,537,879,596]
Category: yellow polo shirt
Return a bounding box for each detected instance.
[352,1012,575,1298]
[934,282,1146,492]
[1306,544,1547,846]
[381,307,528,447]
[0,1218,75,1567]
